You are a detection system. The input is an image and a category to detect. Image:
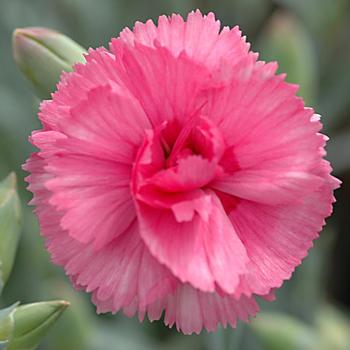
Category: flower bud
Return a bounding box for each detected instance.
[13,27,86,100]
[7,300,69,350]
[0,173,21,294]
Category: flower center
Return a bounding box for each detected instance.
[161,117,221,167]
[131,116,237,211]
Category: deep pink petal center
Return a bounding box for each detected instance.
[132,116,230,210]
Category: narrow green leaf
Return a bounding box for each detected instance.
[0,173,21,294]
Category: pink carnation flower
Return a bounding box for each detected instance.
[24,11,340,334]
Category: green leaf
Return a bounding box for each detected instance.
[0,173,21,294]
[12,27,86,100]
[250,312,317,350]
[7,300,69,350]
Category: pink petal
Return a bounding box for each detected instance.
[136,190,248,294]
[163,284,259,335]
[30,82,155,249]
[207,62,323,169]
[110,39,211,126]
[147,155,217,192]
[206,60,331,206]
[24,154,178,313]
[117,10,250,70]
[228,161,340,297]
[212,169,325,205]
[40,48,124,130]
[29,132,136,249]
[55,85,150,164]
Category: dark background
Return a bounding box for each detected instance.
[0,0,349,349]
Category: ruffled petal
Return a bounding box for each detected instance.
[136,190,248,294]
[40,47,124,130]
[24,154,178,313]
[118,10,250,70]
[212,169,325,205]
[229,161,340,296]
[30,83,155,249]
[48,84,150,164]
[30,135,135,249]
[147,155,217,192]
[207,60,330,205]
[110,39,211,126]
[163,284,259,335]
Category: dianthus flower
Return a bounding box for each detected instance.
[24,11,339,334]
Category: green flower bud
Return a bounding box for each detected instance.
[0,173,21,294]
[12,27,86,100]
[6,300,69,350]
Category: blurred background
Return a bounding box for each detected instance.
[0,0,350,349]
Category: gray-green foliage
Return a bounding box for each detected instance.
[1,0,350,349]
